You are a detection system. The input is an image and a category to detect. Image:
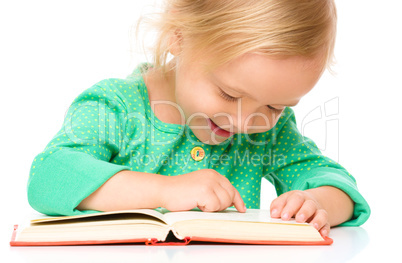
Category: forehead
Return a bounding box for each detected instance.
[212,53,324,105]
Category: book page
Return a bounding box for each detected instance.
[163,208,308,226]
[30,209,167,224]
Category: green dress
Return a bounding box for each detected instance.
[27,64,370,226]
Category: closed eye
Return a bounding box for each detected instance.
[220,87,285,114]
[218,89,239,102]
[267,105,284,113]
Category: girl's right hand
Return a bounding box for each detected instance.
[161,169,246,213]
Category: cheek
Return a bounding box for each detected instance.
[175,81,221,117]
[244,110,282,133]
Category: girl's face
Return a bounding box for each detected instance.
[171,53,324,145]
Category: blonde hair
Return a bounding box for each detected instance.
[135,0,337,76]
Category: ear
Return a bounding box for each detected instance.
[168,29,183,56]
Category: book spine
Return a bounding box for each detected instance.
[146,237,191,246]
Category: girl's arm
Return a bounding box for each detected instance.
[76,169,247,213]
[76,170,167,211]
[263,108,369,236]
[305,186,354,226]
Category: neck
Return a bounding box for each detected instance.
[142,60,183,125]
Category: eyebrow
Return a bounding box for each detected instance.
[213,75,299,107]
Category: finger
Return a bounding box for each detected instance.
[232,188,246,213]
[280,191,305,221]
[310,209,329,233]
[218,177,246,213]
[319,223,331,237]
[212,186,233,211]
[197,192,221,212]
[295,199,317,223]
[218,179,236,202]
[270,192,290,218]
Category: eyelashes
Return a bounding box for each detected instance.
[219,89,238,102]
[218,88,284,113]
[267,105,284,113]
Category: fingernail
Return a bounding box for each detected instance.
[282,213,289,220]
[321,229,328,237]
[271,209,278,217]
[313,223,319,230]
[298,214,305,222]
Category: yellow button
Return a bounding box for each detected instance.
[190,146,205,161]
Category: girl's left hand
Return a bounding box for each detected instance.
[270,190,330,237]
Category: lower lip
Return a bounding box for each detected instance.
[207,118,235,138]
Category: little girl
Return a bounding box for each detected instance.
[27,0,370,237]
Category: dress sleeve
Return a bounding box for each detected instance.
[263,108,370,226]
[27,79,134,216]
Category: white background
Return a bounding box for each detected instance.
[1,0,401,262]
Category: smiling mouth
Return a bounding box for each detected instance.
[207,118,235,138]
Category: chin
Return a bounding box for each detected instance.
[191,131,229,145]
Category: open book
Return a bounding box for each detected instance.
[10,208,332,246]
